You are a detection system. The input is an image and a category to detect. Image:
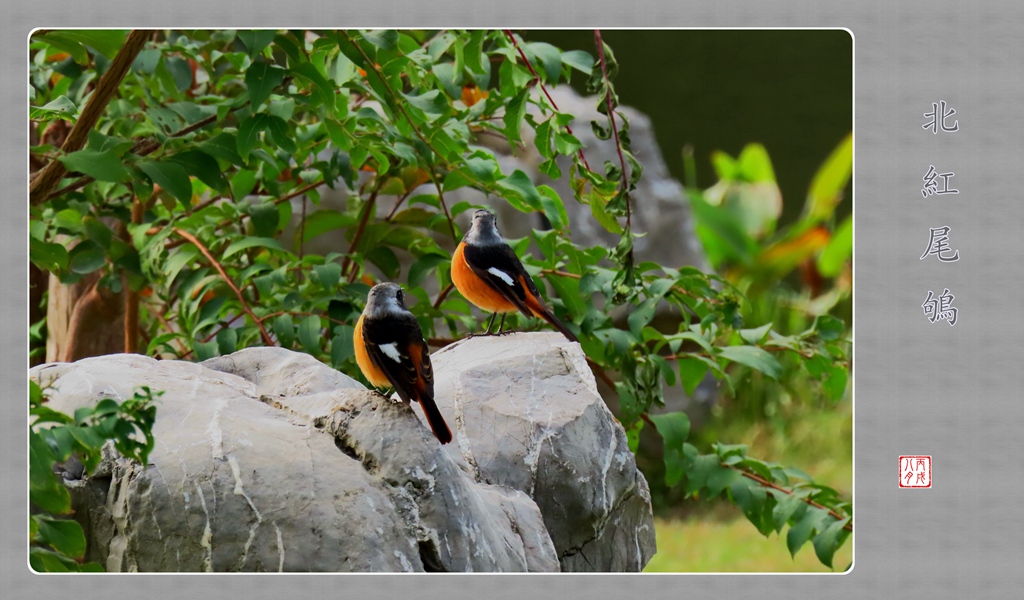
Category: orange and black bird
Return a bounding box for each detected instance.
[354,282,452,445]
[451,209,578,342]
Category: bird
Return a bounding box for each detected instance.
[353,282,452,444]
[451,209,578,342]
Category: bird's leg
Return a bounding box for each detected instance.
[497,314,507,334]
[484,312,498,335]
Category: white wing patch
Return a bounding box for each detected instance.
[379,343,402,363]
[487,267,515,286]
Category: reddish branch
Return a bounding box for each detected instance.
[170,228,274,346]
[31,30,151,205]
[341,186,381,281]
[428,171,459,241]
[433,282,455,309]
[502,30,592,172]
[593,29,633,235]
[731,466,853,533]
[163,179,327,250]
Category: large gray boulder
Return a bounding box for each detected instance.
[429,332,656,571]
[30,336,655,572]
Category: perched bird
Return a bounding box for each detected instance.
[451,209,578,342]
[354,282,452,444]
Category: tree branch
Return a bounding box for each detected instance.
[170,228,274,346]
[31,29,151,206]
[594,29,633,236]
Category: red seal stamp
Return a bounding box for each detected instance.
[899,455,932,488]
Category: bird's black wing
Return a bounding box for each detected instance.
[361,313,430,404]
[463,242,538,318]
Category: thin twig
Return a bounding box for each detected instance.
[541,269,582,280]
[433,282,455,309]
[31,29,151,205]
[170,228,274,346]
[428,170,458,241]
[341,186,381,281]
[162,179,326,250]
[384,190,413,221]
[730,466,853,533]
[594,29,633,236]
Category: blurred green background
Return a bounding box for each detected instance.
[531,29,853,572]
[531,29,853,226]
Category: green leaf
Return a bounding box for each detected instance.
[237,30,277,58]
[546,272,585,322]
[222,237,284,259]
[812,517,850,568]
[68,241,106,274]
[772,492,808,533]
[298,315,322,354]
[273,314,295,349]
[54,30,127,60]
[30,547,75,572]
[677,356,708,396]
[59,149,129,183]
[199,133,244,166]
[403,89,448,117]
[168,150,228,195]
[248,201,281,237]
[193,340,219,361]
[245,61,287,109]
[526,42,562,83]
[817,215,853,277]
[496,169,542,213]
[650,411,691,486]
[787,507,829,558]
[718,345,782,379]
[137,160,193,204]
[30,237,69,272]
[30,96,79,122]
[813,315,845,341]
[312,263,342,291]
[264,115,297,154]
[236,113,271,162]
[823,366,849,401]
[331,325,355,367]
[33,515,87,558]
[503,90,529,145]
[537,185,569,232]
[561,50,594,73]
[362,29,398,50]
[216,327,238,356]
[805,133,853,224]
[408,254,448,288]
[739,323,773,345]
[366,246,401,279]
[35,32,89,64]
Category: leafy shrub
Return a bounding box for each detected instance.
[29,29,851,568]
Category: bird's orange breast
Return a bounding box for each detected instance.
[451,242,518,313]
[354,314,391,387]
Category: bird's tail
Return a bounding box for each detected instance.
[417,396,453,445]
[525,295,578,343]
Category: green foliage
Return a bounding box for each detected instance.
[29,380,159,572]
[29,29,852,569]
[654,411,852,569]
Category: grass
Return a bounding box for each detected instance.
[643,399,853,573]
[643,514,853,572]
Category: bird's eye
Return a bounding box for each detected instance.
[396,289,404,303]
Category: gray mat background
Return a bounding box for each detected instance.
[7,1,1024,598]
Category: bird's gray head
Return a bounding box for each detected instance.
[465,209,503,246]
[365,282,407,316]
